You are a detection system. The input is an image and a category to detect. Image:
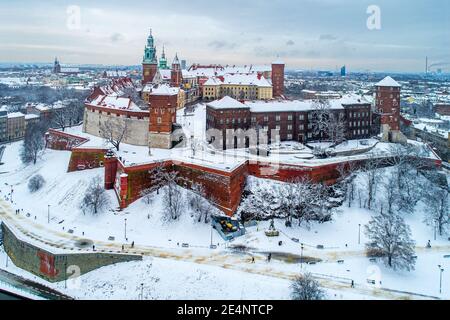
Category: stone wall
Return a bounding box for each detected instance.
[83,106,149,146]
[1,222,142,283]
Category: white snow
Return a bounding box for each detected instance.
[375,76,401,88]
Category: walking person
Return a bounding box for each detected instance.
[131,241,135,248]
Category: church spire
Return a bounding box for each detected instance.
[143,28,157,64]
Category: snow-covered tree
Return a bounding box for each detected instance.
[80,176,110,215]
[28,174,45,193]
[148,161,168,195]
[20,122,47,165]
[291,273,325,300]
[239,180,280,220]
[311,100,345,146]
[365,212,416,271]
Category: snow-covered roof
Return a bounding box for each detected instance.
[376,76,401,87]
[89,95,142,111]
[272,59,285,65]
[159,69,171,80]
[207,95,369,112]
[60,67,80,73]
[204,73,272,87]
[151,84,179,96]
[207,96,249,110]
[7,112,25,119]
[25,114,40,120]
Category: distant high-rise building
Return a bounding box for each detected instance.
[181,60,187,70]
[340,65,346,77]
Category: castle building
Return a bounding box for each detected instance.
[271,60,285,98]
[202,73,273,101]
[148,85,182,149]
[206,95,372,149]
[375,76,407,143]
[170,54,183,88]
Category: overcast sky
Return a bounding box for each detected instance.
[0,0,449,72]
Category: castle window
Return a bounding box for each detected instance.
[157,117,162,124]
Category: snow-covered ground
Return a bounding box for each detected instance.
[0,139,449,300]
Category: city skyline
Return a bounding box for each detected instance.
[0,0,449,73]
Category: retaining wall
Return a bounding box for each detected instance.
[1,222,142,283]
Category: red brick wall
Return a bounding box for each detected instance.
[143,63,158,85]
[45,129,89,151]
[149,94,177,133]
[376,86,401,131]
[272,63,285,97]
[67,148,108,172]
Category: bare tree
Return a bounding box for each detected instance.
[359,155,383,210]
[188,183,217,223]
[327,111,346,146]
[423,181,449,236]
[162,179,185,221]
[52,106,71,131]
[291,273,325,300]
[100,119,130,151]
[80,176,110,215]
[20,122,47,165]
[140,188,155,205]
[365,212,416,271]
[381,173,399,215]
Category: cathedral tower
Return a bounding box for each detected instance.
[142,29,158,85]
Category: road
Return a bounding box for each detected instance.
[0,198,445,300]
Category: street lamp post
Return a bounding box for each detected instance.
[300,243,304,270]
[438,265,444,294]
[47,205,50,224]
[358,224,361,245]
[64,256,68,289]
[434,220,437,241]
[140,283,144,300]
[124,218,127,241]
